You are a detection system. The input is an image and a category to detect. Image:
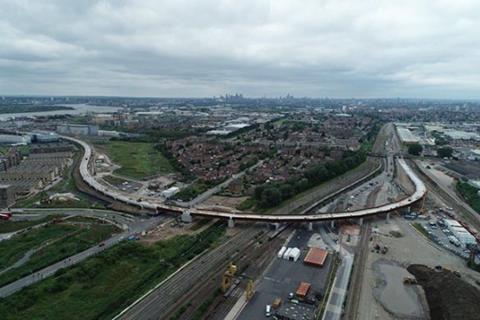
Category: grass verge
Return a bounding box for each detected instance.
[0,215,60,234]
[412,222,429,238]
[0,224,75,271]
[0,223,118,287]
[0,223,226,320]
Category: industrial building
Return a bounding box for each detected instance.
[0,133,31,145]
[443,130,480,141]
[303,248,328,267]
[396,127,420,144]
[56,124,99,136]
[30,131,60,143]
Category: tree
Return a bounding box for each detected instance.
[408,143,423,156]
[260,187,282,208]
[437,146,453,158]
[279,184,294,199]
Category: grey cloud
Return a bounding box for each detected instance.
[0,0,479,98]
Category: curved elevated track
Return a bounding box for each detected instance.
[64,136,426,222]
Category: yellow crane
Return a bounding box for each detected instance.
[245,279,254,300]
[221,263,237,293]
[221,263,256,300]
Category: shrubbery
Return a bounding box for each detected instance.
[253,150,367,208]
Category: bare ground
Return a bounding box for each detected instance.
[408,264,480,320]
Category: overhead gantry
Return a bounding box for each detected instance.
[63,135,426,223]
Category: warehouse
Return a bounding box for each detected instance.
[397,127,420,144]
[303,248,328,267]
[0,134,31,145]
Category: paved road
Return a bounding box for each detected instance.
[0,209,163,298]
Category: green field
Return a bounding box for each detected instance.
[457,181,480,214]
[102,141,174,179]
[0,222,118,287]
[0,215,61,233]
[0,224,73,271]
[412,222,429,238]
[0,223,226,320]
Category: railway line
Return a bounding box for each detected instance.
[409,160,480,230]
[116,227,263,320]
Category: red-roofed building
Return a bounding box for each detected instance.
[303,247,328,267]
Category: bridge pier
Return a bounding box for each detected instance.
[358,218,363,226]
[386,212,391,223]
[269,223,281,231]
[181,210,192,223]
[330,220,335,229]
[308,222,313,231]
[228,217,235,228]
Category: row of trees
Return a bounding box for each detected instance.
[253,150,367,208]
[407,143,453,158]
[154,143,194,180]
[251,120,383,209]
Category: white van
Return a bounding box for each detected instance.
[265,304,272,317]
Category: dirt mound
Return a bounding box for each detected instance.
[408,264,480,320]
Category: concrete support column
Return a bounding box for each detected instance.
[330,220,335,229]
[270,223,280,231]
[181,210,192,223]
[228,217,235,228]
[386,212,391,223]
[308,222,313,231]
[406,206,411,213]
[359,218,363,226]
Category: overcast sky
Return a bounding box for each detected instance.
[1,0,479,98]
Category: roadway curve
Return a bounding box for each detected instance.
[63,135,426,222]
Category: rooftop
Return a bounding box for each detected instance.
[303,248,328,267]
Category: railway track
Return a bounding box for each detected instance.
[206,233,286,320]
[117,227,263,320]
[409,160,480,230]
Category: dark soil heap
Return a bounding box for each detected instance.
[408,264,480,320]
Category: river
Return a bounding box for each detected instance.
[0,104,122,121]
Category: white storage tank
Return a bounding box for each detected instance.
[277,246,286,258]
[283,248,292,260]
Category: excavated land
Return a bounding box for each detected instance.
[408,264,480,320]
